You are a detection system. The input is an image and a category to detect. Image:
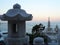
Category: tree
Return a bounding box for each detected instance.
[32,23,45,34]
[32,25,40,34]
[32,23,49,45]
[27,23,51,45]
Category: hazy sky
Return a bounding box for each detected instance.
[0,0,60,22]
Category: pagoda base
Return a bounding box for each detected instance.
[5,37,29,45]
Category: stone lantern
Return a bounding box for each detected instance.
[0,4,33,45]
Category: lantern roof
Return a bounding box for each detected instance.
[0,4,33,21]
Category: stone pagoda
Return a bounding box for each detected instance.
[0,4,33,45]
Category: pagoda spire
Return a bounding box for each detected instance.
[55,25,59,33]
[48,17,50,31]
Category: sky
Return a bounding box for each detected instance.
[0,0,60,22]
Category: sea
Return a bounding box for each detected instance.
[26,21,60,33]
[0,21,60,34]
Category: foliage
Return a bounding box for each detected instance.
[26,23,51,45]
[32,23,45,34]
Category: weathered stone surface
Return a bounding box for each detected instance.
[0,4,33,45]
